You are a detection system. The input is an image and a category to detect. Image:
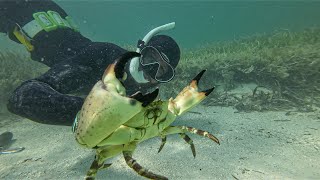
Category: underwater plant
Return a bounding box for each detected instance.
[161,28,320,112]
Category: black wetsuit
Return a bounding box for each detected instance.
[0,0,145,125]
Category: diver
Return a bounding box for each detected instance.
[0,0,181,126]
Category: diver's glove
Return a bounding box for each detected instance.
[7,80,84,126]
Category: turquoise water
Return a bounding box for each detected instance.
[57,1,320,48]
[1,1,320,180]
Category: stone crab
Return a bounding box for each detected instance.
[72,52,220,180]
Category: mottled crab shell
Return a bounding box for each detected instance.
[73,52,143,148]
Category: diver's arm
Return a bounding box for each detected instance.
[7,80,84,126]
[7,42,127,125]
[6,58,97,125]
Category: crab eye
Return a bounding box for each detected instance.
[72,112,79,133]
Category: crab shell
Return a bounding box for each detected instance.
[74,52,144,148]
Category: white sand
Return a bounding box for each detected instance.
[0,105,319,180]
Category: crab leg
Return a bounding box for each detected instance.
[85,145,124,180]
[179,126,220,144]
[161,126,219,157]
[85,157,111,180]
[161,126,219,143]
[123,145,168,180]
[158,136,167,153]
[179,133,196,158]
[157,134,196,158]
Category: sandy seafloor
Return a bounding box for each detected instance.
[0,105,319,180]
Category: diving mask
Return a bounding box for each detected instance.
[129,22,176,83]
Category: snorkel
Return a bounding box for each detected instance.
[129,22,176,83]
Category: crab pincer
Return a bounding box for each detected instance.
[113,52,141,80]
[104,51,159,107]
[102,52,141,86]
[191,70,215,96]
[171,70,215,116]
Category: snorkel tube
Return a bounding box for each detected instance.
[129,22,176,83]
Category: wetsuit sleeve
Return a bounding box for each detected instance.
[6,59,94,126]
[7,42,127,125]
[7,80,84,126]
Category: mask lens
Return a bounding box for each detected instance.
[155,63,175,82]
[140,46,160,65]
[140,46,175,82]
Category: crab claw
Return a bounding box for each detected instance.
[114,52,141,80]
[169,70,214,115]
[130,89,159,107]
[103,51,141,81]
[102,52,141,95]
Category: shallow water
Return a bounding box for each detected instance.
[1,1,320,180]
[57,1,320,48]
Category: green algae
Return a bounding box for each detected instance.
[162,28,320,112]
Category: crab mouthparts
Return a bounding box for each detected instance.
[129,89,159,107]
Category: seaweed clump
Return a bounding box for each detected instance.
[161,28,320,112]
[0,51,48,113]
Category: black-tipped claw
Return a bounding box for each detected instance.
[114,52,141,79]
[130,89,159,107]
[203,87,215,96]
[192,70,206,85]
